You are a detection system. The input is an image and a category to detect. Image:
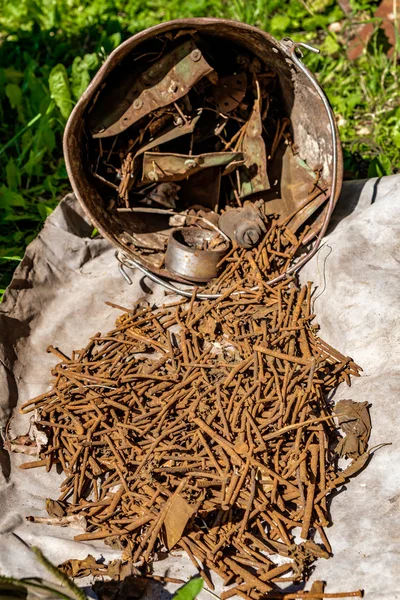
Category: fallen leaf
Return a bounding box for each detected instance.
[341,450,371,479]
[46,499,66,518]
[163,494,195,550]
[5,435,37,455]
[309,580,326,600]
[334,399,371,458]
[302,540,330,560]
[347,0,400,60]
[59,555,99,578]
[106,560,140,580]
[198,315,216,338]
[209,337,239,361]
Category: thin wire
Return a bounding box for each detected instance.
[116,252,222,299]
[118,262,133,285]
[116,251,259,300]
[312,243,333,310]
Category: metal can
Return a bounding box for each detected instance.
[64,19,342,285]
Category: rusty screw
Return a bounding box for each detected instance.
[191,49,202,62]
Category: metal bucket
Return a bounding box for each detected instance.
[64,19,342,286]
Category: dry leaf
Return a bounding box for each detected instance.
[46,498,66,518]
[309,580,326,600]
[341,450,372,479]
[60,555,142,582]
[163,494,195,550]
[5,435,38,455]
[198,315,216,338]
[31,423,49,452]
[334,399,371,458]
[290,540,330,574]
[209,337,239,361]
[302,540,330,560]
[59,554,99,578]
[106,559,140,580]
[104,536,123,550]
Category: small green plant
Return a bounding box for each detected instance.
[173,578,204,600]
[0,546,86,600]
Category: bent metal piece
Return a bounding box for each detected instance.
[134,110,202,159]
[92,40,213,138]
[141,151,244,185]
[239,81,270,198]
[213,72,247,113]
[218,202,267,248]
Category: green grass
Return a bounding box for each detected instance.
[0,0,399,296]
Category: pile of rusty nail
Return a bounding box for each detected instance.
[16,237,370,599]
[86,31,323,282]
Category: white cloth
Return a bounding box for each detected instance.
[1,176,399,599]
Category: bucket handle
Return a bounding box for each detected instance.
[117,41,338,299]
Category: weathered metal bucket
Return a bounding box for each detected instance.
[64,19,342,287]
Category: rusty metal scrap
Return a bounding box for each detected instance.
[65,21,344,286]
[134,110,203,159]
[239,81,270,198]
[141,151,245,184]
[93,40,214,138]
[213,72,248,114]
[165,227,229,282]
[218,201,267,248]
[15,232,370,597]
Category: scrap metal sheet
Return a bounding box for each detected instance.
[1,176,400,599]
